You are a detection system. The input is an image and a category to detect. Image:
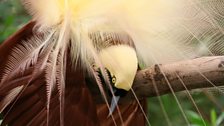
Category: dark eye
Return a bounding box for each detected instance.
[112,76,116,84]
[92,64,96,68]
[92,64,99,71]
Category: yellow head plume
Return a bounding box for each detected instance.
[99,45,138,91]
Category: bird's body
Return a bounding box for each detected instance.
[1,0,224,125]
[0,21,146,126]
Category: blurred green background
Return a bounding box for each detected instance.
[0,1,224,126]
[0,0,30,43]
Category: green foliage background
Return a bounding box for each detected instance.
[0,1,224,126]
[0,0,30,43]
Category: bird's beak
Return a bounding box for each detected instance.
[108,95,120,116]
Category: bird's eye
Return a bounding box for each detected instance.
[112,76,116,84]
[92,64,98,71]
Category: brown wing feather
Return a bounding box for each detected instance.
[0,22,99,126]
[0,21,36,79]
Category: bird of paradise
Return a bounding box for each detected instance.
[0,0,224,126]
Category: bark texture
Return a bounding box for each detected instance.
[129,56,224,99]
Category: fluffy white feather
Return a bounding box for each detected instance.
[21,0,224,68]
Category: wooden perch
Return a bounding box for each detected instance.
[130,56,224,99]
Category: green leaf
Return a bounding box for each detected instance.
[210,109,217,126]
[187,111,210,126]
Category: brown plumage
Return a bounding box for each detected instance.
[0,22,147,126]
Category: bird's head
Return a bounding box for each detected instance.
[98,45,138,114]
[99,45,138,92]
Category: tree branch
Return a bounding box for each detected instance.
[129,56,224,99]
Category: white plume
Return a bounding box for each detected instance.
[20,0,224,68]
